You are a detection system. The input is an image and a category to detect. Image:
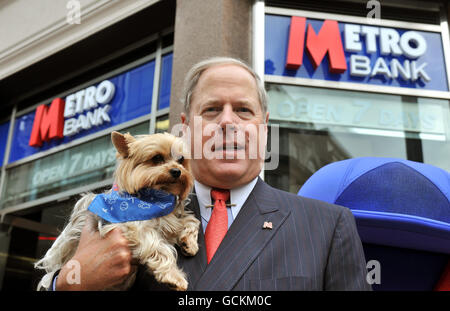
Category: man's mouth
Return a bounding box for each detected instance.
[212,143,245,151]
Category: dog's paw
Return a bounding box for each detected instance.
[162,271,188,291]
[170,278,188,291]
[179,228,199,256]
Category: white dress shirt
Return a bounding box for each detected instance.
[194,177,258,233]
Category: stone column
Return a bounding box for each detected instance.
[168,0,253,130]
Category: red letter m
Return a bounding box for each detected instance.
[286,17,347,74]
[29,98,65,147]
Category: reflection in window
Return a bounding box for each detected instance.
[155,115,169,133]
[265,84,450,193]
[1,122,149,209]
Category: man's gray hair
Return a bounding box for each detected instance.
[181,57,267,121]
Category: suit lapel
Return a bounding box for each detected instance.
[178,192,207,290]
[194,178,291,290]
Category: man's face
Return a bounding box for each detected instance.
[181,64,269,189]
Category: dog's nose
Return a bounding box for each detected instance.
[169,168,181,178]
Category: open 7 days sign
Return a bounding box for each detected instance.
[265,13,449,93]
[29,80,115,147]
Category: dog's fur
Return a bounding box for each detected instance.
[35,131,200,291]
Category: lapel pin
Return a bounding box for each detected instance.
[205,203,236,208]
[263,221,273,230]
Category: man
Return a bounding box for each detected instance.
[54,57,371,290]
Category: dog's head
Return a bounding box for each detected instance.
[111,131,193,201]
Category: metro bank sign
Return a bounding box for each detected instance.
[265,13,449,92]
[8,59,157,164]
[29,80,115,147]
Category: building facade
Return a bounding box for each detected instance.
[0,0,448,290]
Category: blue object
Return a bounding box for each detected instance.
[298,157,450,254]
[298,157,450,290]
[88,188,176,223]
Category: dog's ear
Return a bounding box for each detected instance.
[111,131,135,158]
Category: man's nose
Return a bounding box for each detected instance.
[218,104,236,128]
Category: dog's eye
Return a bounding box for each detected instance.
[177,156,184,164]
[151,154,164,164]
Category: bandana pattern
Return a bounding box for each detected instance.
[88,188,176,223]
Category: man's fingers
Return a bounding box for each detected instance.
[105,227,124,239]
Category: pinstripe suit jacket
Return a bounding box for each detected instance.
[132,178,372,291]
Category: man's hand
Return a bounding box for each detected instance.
[55,224,135,290]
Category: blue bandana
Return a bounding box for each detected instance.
[87,188,176,223]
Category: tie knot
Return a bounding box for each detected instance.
[211,188,230,202]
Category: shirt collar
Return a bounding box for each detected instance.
[195,177,258,222]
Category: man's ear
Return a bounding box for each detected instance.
[181,112,187,125]
[263,111,269,134]
[180,112,189,136]
[111,131,135,158]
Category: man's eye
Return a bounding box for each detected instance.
[236,107,253,116]
[204,107,220,113]
[151,154,164,164]
[177,156,184,164]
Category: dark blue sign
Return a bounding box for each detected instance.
[265,14,448,92]
[9,54,172,164]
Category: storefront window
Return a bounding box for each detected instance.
[155,115,169,133]
[265,83,450,193]
[1,122,149,209]
[158,53,173,110]
[0,121,9,167]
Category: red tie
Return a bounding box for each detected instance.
[205,188,230,264]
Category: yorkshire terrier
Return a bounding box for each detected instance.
[35,131,200,291]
